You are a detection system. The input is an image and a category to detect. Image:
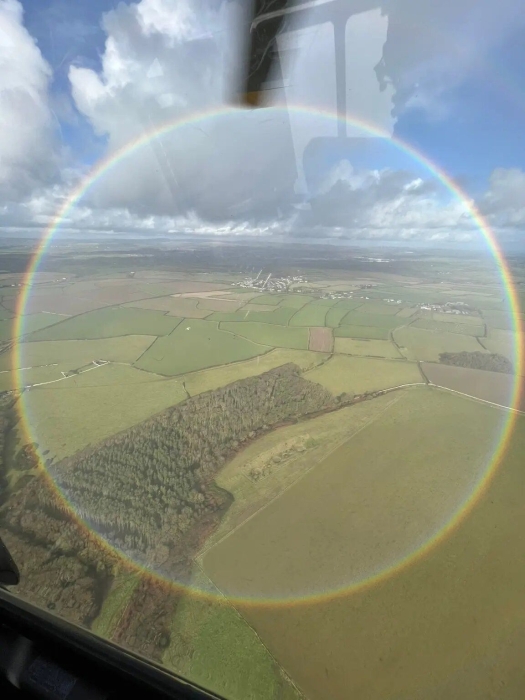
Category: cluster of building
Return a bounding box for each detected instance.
[233,271,307,292]
[418,301,474,315]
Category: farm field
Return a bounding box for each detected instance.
[200,393,399,552]
[0,365,70,392]
[163,568,301,700]
[305,355,422,396]
[332,299,363,311]
[2,253,524,700]
[2,335,155,372]
[479,329,524,370]
[278,295,314,308]
[324,307,348,328]
[48,363,166,389]
[308,327,333,352]
[333,324,390,339]
[20,372,188,459]
[357,301,403,315]
[28,307,182,341]
[394,326,486,361]
[432,311,483,325]
[208,307,296,325]
[183,349,329,397]
[411,318,485,336]
[422,362,522,410]
[395,307,417,318]
[0,312,66,340]
[220,322,309,350]
[202,389,525,700]
[339,311,404,329]
[134,319,269,375]
[126,296,212,318]
[334,337,402,358]
[289,302,331,327]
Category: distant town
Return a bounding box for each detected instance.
[232,272,476,314]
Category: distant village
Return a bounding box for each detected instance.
[232,271,307,293]
[232,273,476,315]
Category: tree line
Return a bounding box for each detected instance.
[439,351,513,374]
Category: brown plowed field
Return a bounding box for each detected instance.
[309,327,333,352]
[422,362,523,410]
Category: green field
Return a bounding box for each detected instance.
[394,326,487,361]
[183,349,329,397]
[396,307,417,318]
[220,322,309,350]
[48,363,166,389]
[278,295,314,308]
[333,300,363,311]
[135,319,269,375]
[432,311,483,325]
[248,294,286,305]
[28,307,182,341]
[202,389,525,700]
[324,307,349,328]
[334,337,402,358]
[0,365,70,392]
[1,336,155,372]
[358,301,403,315]
[482,312,525,332]
[208,307,296,325]
[339,312,404,329]
[20,372,188,459]
[479,329,524,372]
[306,356,422,396]
[411,318,485,336]
[289,303,330,327]
[333,325,390,340]
[163,569,301,700]
[91,573,139,639]
[126,296,212,318]
[0,313,66,340]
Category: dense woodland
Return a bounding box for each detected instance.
[439,351,513,374]
[53,364,337,573]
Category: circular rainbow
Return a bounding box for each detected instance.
[12,105,524,606]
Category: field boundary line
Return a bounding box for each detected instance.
[197,392,403,561]
[26,361,108,388]
[429,383,525,415]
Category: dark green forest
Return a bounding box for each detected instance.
[53,364,336,573]
[439,351,513,373]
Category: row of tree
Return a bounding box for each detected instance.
[439,351,513,374]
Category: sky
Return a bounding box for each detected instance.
[1,0,525,244]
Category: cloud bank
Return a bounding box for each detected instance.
[0,0,524,243]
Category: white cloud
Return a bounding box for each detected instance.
[1,0,524,245]
[0,0,56,198]
[479,168,525,228]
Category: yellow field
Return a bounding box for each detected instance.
[394,326,486,361]
[305,355,422,396]
[183,349,330,396]
[203,389,525,699]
